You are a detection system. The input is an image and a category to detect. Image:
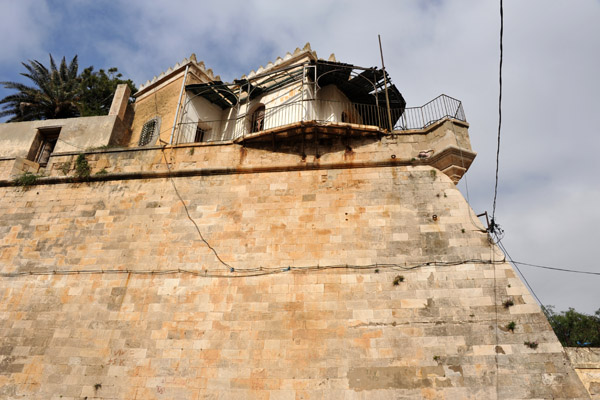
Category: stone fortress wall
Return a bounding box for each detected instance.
[0,122,590,399]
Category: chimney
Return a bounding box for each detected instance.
[108,84,131,121]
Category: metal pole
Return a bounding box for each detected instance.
[378,35,394,132]
[170,64,190,144]
[314,64,318,121]
[373,70,381,128]
[301,64,305,122]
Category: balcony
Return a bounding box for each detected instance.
[173,94,466,144]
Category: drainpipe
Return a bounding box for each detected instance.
[170,64,190,144]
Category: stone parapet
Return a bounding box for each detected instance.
[0,118,474,188]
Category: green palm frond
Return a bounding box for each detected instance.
[2,54,135,121]
[1,54,81,121]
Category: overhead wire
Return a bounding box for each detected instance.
[446,110,487,233]
[512,261,600,276]
[491,0,504,231]
[491,225,500,400]
[496,238,544,306]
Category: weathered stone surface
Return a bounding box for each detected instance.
[566,348,600,398]
[0,136,590,398]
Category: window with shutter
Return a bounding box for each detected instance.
[138,118,160,146]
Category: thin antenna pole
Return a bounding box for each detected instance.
[378,34,394,132]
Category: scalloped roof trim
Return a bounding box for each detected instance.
[247,42,317,79]
[137,53,216,92]
[138,43,331,93]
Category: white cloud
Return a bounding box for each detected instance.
[0,0,52,67]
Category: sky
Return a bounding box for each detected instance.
[1,0,598,314]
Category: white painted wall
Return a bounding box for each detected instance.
[0,115,119,158]
[316,85,361,124]
[179,95,224,143]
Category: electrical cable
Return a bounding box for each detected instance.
[491,0,504,229]
[159,143,233,271]
[446,109,487,233]
[0,259,506,279]
[56,137,88,150]
[491,231,500,400]
[496,238,544,306]
[512,261,600,276]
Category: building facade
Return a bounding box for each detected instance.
[0,44,592,399]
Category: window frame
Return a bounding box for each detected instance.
[138,117,161,147]
[250,105,266,133]
[28,127,61,167]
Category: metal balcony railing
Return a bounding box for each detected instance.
[175,94,466,144]
[395,94,465,131]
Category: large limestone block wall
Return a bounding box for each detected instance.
[566,348,600,398]
[0,153,589,398]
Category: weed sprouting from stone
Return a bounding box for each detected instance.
[506,321,516,332]
[503,299,514,309]
[59,162,71,175]
[393,275,405,286]
[524,340,538,349]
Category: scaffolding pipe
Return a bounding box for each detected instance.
[170,64,190,144]
[378,35,394,132]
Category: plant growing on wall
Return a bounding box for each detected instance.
[75,154,90,179]
[503,299,514,309]
[506,321,516,332]
[524,340,538,349]
[59,162,71,175]
[13,172,40,188]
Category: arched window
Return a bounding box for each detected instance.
[250,105,265,133]
[138,117,160,146]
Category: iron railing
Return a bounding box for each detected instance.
[175,94,465,144]
[395,94,465,130]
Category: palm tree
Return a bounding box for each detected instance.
[0,55,81,122]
